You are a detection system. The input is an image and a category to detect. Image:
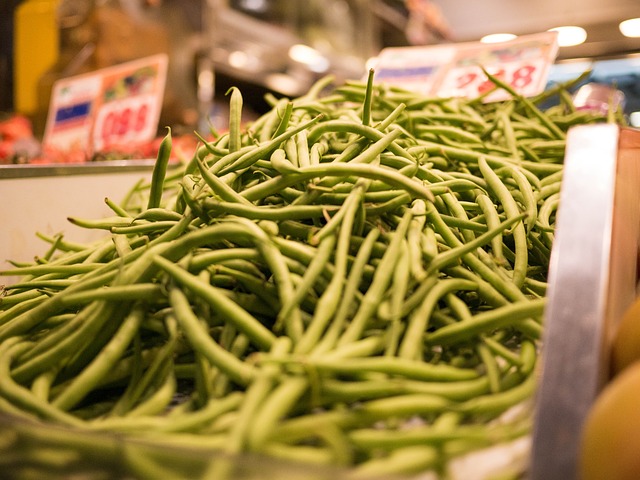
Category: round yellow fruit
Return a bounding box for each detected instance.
[611,297,640,375]
[579,359,640,480]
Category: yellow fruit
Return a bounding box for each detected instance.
[611,297,640,375]
[579,359,640,480]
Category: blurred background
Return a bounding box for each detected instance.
[1,0,639,144]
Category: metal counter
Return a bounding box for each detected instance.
[0,159,156,179]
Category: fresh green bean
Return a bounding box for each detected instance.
[154,256,276,350]
[399,278,478,360]
[426,298,546,346]
[52,304,145,411]
[147,127,172,209]
[477,157,529,288]
[0,338,85,426]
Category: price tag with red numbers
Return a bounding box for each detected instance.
[438,58,551,102]
[437,33,558,102]
[44,54,168,157]
[372,32,558,103]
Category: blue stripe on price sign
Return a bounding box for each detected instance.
[376,65,437,79]
[54,102,91,123]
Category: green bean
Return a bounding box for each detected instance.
[476,342,501,394]
[415,140,562,177]
[426,203,526,304]
[311,178,368,245]
[195,154,253,206]
[309,121,412,160]
[483,68,565,140]
[51,304,144,411]
[296,182,366,354]
[359,393,452,418]
[361,68,375,127]
[66,215,134,230]
[477,157,528,288]
[416,124,485,145]
[313,228,380,354]
[277,234,335,327]
[482,335,524,368]
[299,356,478,382]
[0,296,49,327]
[352,445,439,478]
[348,419,529,450]
[0,338,85,426]
[508,166,538,233]
[189,248,261,272]
[31,367,57,401]
[426,298,546,346]
[110,318,178,416]
[497,103,521,160]
[110,220,181,236]
[299,75,336,102]
[260,442,338,467]
[12,300,123,384]
[103,197,131,218]
[132,208,183,223]
[222,336,291,457]
[384,241,410,357]
[399,278,478,360]
[57,284,162,305]
[248,375,308,451]
[217,114,324,176]
[532,68,592,105]
[194,131,229,158]
[455,373,536,416]
[427,212,526,276]
[168,286,255,386]
[251,98,286,142]
[154,256,276,350]
[271,102,294,140]
[322,336,386,361]
[339,209,413,345]
[475,194,505,264]
[405,111,487,130]
[519,338,537,376]
[94,393,239,435]
[243,219,305,341]
[292,131,309,170]
[226,87,243,152]
[126,368,176,417]
[269,147,300,174]
[147,127,172,209]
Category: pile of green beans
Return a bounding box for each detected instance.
[0,72,613,479]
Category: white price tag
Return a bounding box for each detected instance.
[44,54,168,157]
[93,94,160,152]
[371,32,558,102]
[438,59,549,102]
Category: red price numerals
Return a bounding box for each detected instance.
[455,64,537,95]
[455,71,480,89]
[510,65,536,89]
[100,103,149,146]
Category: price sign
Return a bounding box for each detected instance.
[44,54,168,157]
[93,93,160,152]
[371,32,558,103]
[438,58,549,102]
